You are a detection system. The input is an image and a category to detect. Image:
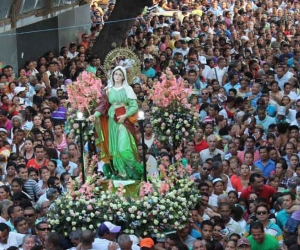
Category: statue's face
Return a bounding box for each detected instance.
[113,69,124,84]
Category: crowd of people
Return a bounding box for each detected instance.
[0,0,300,249]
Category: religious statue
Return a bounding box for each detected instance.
[94,66,143,180]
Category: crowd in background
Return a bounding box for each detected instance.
[0,0,300,249]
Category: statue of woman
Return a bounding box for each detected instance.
[95,66,143,180]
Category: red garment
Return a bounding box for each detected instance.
[194,140,209,153]
[240,185,276,204]
[224,106,235,119]
[1,105,8,111]
[26,159,49,171]
[230,174,243,192]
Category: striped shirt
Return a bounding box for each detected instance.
[24,179,42,201]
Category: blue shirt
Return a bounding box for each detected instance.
[254,159,275,178]
[266,104,277,117]
[244,92,262,108]
[142,68,156,78]
[287,57,300,68]
[216,29,232,39]
[276,210,290,230]
[255,115,276,132]
[224,82,241,94]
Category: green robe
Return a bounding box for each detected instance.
[107,86,142,180]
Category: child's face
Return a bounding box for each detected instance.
[268,138,275,145]
[189,61,196,67]
[219,89,226,95]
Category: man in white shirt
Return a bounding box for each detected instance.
[275,65,291,90]
[200,135,225,162]
[93,221,121,250]
[0,223,24,249]
[208,57,228,86]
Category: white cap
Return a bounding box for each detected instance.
[277,106,286,116]
[14,87,26,95]
[241,36,249,41]
[172,31,180,37]
[199,56,207,64]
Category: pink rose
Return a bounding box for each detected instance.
[87,205,93,210]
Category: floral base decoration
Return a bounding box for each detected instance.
[148,69,198,148]
[48,155,198,238]
[65,71,102,141]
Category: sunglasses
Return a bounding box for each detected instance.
[202,93,209,95]
[24,214,35,217]
[43,112,51,114]
[37,227,51,231]
[256,211,268,215]
[203,167,211,171]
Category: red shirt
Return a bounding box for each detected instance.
[194,140,209,153]
[240,185,276,204]
[26,158,49,171]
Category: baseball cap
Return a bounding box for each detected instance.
[14,87,26,95]
[277,106,286,116]
[98,222,121,236]
[199,56,207,64]
[288,177,300,188]
[140,238,155,248]
[237,238,250,247]
[34,84,44,92]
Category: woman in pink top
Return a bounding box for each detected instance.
[54,123,67,152]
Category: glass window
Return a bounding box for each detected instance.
[53,0,63,7]
[0,0,13,20]
[20,0,46,14]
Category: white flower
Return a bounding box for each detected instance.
[163,219,167,223]
[82,210,86,214]
[86,218,91,222]
[89,225,94,229]
[117,211,121,216]
[153,211,157,216]
[72,227,76,231]
[160,205,165,210]
[130,214,135,218]
[66,217,71,222]
[143,220,147,224]
[154,220,159,225]
[71,222,76,226]
[153,229,158,233]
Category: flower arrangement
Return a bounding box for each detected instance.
[65,72,102,141]
[148,69,198,148]
[48,158,198,238]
